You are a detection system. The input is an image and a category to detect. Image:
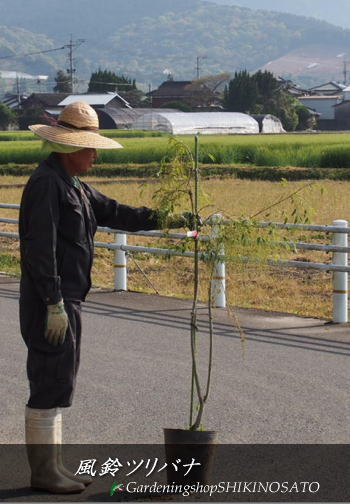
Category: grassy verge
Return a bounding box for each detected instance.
[0,252,20,276]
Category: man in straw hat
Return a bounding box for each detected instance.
[19,101,193,494]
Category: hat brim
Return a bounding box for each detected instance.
[29,124,123,150]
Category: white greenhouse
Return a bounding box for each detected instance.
[131,112,260,135]
[252,114,286,134]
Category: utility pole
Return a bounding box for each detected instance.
[148,83,153,108]
[68,35,74,93]
[196,56,200,80]
[196,55,207,80]
[16,72,21,109]
[66,35,85,93]
[343,60,350,85]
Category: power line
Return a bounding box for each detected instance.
[0,46,66,60]
[3,37,85,93]
[0,37,85,94]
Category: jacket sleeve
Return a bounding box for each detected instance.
[82,183,162,231]
[20,177,62,304]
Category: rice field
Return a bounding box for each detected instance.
[1,176,348,320]
[1,130,350,319]
[2,131,350,168]
[0,130,166,141]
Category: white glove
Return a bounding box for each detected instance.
[45,300,69,346]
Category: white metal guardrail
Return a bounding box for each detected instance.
[0,203,348,323]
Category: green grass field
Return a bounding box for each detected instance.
[0,130,166,141]
[1,131,350,170]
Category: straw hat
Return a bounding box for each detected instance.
[29,101,123,149]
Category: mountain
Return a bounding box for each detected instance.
[260,44,350,89]
[1,0,350,91]
[203,0,350,29]
[0,25,66,75]
[0,0,197,40]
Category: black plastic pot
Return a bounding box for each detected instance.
[163,428,217,485]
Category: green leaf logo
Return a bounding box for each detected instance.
[109,482,123,496]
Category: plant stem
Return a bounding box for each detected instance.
[190,136,205,431]
[190,232,206,430]
[203,265,214,403]
[194,136,199,221]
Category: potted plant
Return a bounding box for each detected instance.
[152,136,313,486]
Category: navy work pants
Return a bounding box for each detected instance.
[20,295,82,409]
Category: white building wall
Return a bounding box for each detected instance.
[299,97,340,120]
[342,86,350,101]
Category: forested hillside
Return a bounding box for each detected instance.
[1,0,350,89]
[0,0,197,39]
[204,0,350,29]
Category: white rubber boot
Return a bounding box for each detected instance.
[25,407,85,494]
[56,410,92,486]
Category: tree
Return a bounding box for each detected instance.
[17,106,47,130]
[53,70,71,93]
[185,73,230,108]
[224,70,299,131]
[254,70,279,101]
[118,88,145,108]
[88,69,136,93]
[295,104,315,131]
[160,101,191,112]
[271,92,298,132]
[223,70,258,113]
[0,102,17,130]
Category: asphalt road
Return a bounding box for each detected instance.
[1,274,349,445]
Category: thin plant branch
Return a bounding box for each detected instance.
[129,253,160,295]
[249,182,314,219]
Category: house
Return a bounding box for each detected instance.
[296,81,350,130]
[298,95,341,130]
[333,86,350,129]
[59,93,131,110]
[277,77,308,97]
[309,81,345,96]
[147,81,193,108]
[20,92,132,117]
[303,85,350,130]
[333,100,350,129]
[1,92,30,110]
[21,93,70,111]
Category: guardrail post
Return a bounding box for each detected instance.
[210,213,226,308]
[114,233,127,291]
[332,219,348,323]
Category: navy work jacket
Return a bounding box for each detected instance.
[19,153,160,304]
